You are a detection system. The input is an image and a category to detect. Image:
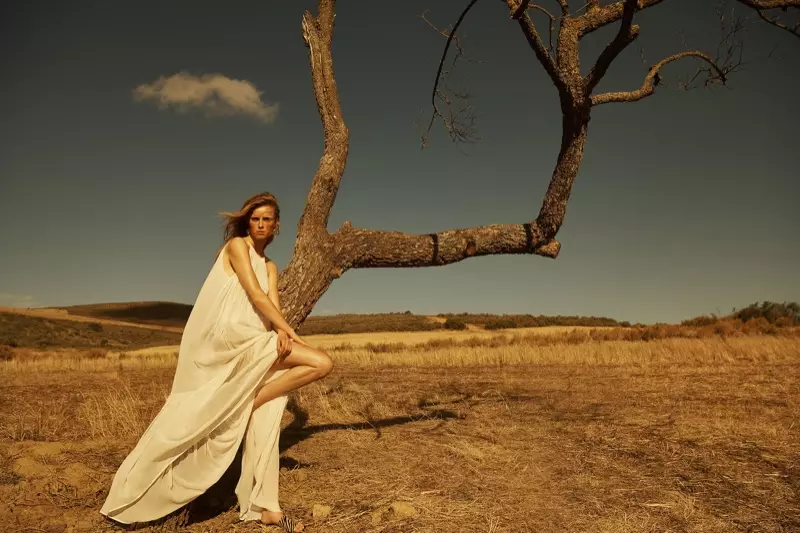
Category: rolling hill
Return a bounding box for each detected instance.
[54,301,192,328]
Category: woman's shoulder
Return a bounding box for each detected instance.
[216,237,249,263]
[226,237,249,254]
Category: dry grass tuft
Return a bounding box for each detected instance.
[78,380,171,440]
[329,335,800,367]
[0,448,22,485]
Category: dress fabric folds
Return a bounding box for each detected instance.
[100,242,288,524]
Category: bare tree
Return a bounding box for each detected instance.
[275,0,785,328]
[737,0,800,38]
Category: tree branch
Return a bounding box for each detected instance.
[585,0,640,92]
[737,0,799,7]
[333,222,560,270]
[576,0,666,37]
[738,0,800,38]
[511,0,530,20]
[335,108,592,272]
[504,0,566,91]
[421,0,481,148]
[590,51,724,105]
[525,4,558,56]
[296,0,349,238]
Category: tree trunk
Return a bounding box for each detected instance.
[277,232,339,328]
[538,108,590,240]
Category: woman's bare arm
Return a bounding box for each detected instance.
[266,260,283,335]
[226,238,296,337]
[266,260,281,315]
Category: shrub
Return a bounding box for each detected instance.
[424,338,458,350]
[363,342,405,354]
[0,345,13,361]
[297,313,442,335]
[713,321,737,337]
[0,337,19,348]
[733,301,799,324]
[564,329,590,344]
[742,316,771,335]
[485,318,516,330]
[640,326,665,342]
[681,314,717,327]
[84,349,107,359]
[443,317,467,330]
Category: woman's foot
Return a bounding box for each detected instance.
[261,510,304,532]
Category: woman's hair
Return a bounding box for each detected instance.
[219,192,281,246]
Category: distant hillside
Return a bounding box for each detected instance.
[433,312,625,330]
[298,312,442,335]
[0,311,182,350]
[39,301,628,335]
[44,299,798,335]
[298,311,625,335]
[682,301,799,327]
[2,299,795,350]
[54,301,192,328]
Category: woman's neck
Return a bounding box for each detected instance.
[245,236,267,257]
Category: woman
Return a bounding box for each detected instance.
[100,192,331,533]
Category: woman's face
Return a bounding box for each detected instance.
[248,205,279,240]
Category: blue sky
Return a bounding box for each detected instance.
[1,1,797,324]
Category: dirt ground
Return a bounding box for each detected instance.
[1,342,798,533]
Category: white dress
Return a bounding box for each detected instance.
[100,241,289,523]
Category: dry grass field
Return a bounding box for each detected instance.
[0,326,798,533]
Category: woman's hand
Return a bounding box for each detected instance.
[288,329,311,348]
[276,330,292,357]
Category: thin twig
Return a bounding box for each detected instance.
[422,0,481,148]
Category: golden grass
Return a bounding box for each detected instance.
[0,349,179,373]
[78,380,171,440]
[305,324,606,347]
[3,331,798,372]
[329,335,800,367]
[1,330,798,532]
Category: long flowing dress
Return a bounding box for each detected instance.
[100,241,289,524]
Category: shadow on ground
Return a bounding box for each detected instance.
[178,396,460,525]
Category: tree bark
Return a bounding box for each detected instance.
[278,241,338,328]
[277,0,347,327]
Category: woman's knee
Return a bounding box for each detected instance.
[282,343,333,377]
[314,350,334,378]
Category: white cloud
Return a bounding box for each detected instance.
[133,72,279,124]
[0,293,36,308]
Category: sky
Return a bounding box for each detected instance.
[1,1,797,324]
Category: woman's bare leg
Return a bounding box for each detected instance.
[252,343,333,411]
